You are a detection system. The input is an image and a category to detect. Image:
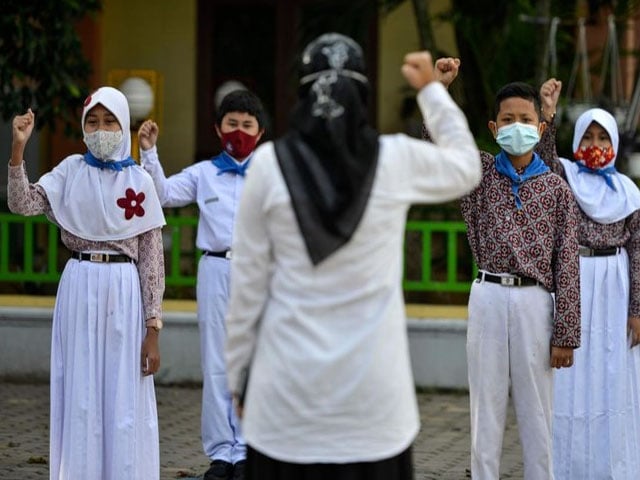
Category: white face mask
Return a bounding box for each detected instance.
[83,130,123,160]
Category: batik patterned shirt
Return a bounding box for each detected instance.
[459,147,581,347]
[422,122,581,347]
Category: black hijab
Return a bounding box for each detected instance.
[274,33,379,265]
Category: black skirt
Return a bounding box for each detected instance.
[245,444,414,480]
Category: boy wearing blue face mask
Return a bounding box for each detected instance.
[465,82,582,480]
[463,82,581,479]
[425,61,582,480]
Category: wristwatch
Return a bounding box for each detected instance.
[145,317,163,332]
[541,107,556,124]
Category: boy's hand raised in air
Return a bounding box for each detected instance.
[434,57,461,88]
[138,120,159,151]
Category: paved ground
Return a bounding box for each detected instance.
[0,382,524,479]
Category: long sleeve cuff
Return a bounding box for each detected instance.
[139,145,159,165]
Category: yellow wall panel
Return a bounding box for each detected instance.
[100,0,196,173]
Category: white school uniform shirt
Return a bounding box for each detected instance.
[141,148,249,251]
[225,82,482,463]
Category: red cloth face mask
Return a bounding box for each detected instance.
[574,144,615,170]
[220,129,259,159]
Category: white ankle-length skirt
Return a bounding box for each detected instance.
[49,258,159,480]
[553,249,640,479]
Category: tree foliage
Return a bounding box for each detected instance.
[0,0,102,136]
[381,0,640,151]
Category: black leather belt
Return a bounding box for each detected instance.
[203,250,232,260]
[72,252,134,263]
[477,272,541,287]
[579,246,621,257]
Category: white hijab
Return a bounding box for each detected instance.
[81,86,133,161]
[559,107,640,224]
[38,87,165,241]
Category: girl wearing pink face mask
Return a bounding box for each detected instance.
[536,91,640,479]
[138,89,266,480]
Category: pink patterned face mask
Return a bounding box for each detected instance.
[574,144,615,170]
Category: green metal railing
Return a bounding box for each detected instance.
[163,214,200,287]
[404,220,477,293]
[0,213,60,283]
[0,212,476,295]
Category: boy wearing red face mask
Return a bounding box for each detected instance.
[536,80,640,480]
[138,89,266,480]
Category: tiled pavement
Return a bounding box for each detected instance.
[0,382,523,479]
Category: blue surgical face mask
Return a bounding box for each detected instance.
[495,122,540,156]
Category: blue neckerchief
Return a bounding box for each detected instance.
[577,163,617,191]
[83,152,136,171]
[212,151,250,176]
[494,151,550,209]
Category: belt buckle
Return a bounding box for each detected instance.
[501,277,516,286]
[225,250,232,260]
[90,253,105,262]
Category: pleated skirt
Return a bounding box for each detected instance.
[49,258,159,480]
[553,251,640,479]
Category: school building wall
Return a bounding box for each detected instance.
[96,0,454,174]
[100,0,197,173]
[377,0,456,135]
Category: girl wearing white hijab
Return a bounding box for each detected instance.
[538,103,640,479]
[8,87,165,480]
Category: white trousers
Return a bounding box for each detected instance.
[467,276,555,480]
[197,255,245,463]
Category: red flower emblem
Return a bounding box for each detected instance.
[117,188,146,220]
[84,94,92,106]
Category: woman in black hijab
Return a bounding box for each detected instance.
[225,33,481,480]
[275,33,379,265]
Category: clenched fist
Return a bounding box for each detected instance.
[401,51,436,90]
[13,108,35,146]
[138,120,159,151]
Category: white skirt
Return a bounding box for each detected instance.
[553,250,640,479]
[49,258,159,480]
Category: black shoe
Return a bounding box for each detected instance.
[232,460,246,480]
[204,460,233,480]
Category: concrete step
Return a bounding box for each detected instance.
[0,296,469,389]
